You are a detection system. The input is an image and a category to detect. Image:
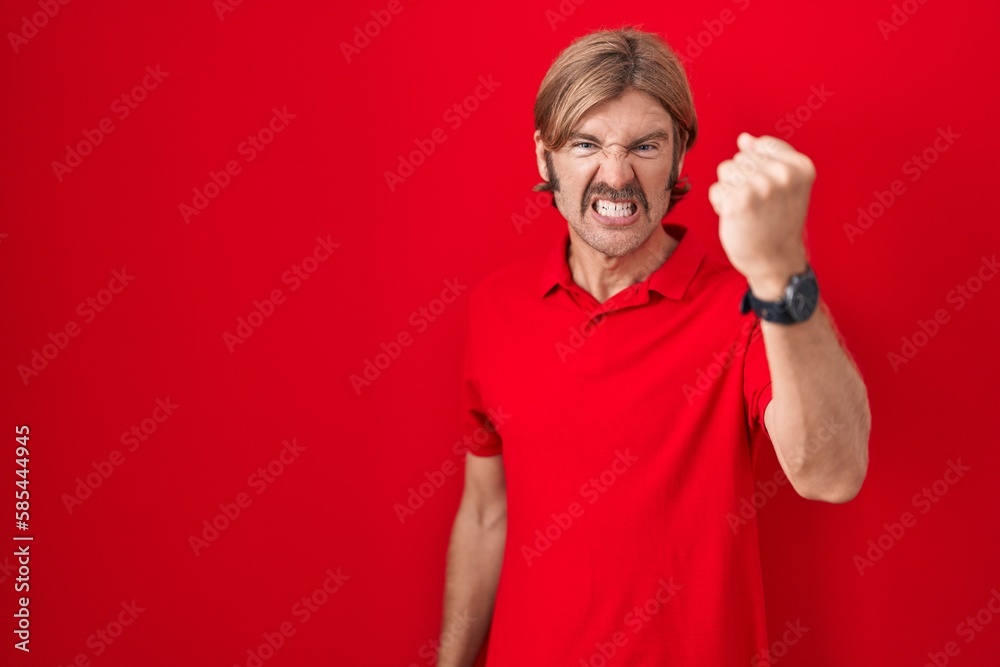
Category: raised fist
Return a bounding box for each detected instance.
[708,132,814,298]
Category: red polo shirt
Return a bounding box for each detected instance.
[460,221,775,666]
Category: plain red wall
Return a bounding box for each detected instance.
[2,1,999,665]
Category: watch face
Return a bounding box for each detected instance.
[787,276,820,321]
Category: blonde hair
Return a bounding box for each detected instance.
[533,27,698,209]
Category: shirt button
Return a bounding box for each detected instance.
[593,314,604,324]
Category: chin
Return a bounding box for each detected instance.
[572,216,656,258]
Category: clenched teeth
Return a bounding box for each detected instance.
[594,199,637,217]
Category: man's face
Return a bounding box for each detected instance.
[535,88,683,258]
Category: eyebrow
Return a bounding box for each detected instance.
[568,129,671,145]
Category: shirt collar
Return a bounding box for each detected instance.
[538,222,706,301]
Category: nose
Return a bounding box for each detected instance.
[596,144,636,189]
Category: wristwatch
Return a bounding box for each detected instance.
[740,264,819,324]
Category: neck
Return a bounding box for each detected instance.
[567,223,678,303]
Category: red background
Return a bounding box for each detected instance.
[2,0,999,665]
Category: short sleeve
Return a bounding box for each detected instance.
[742,317,773,439]
[460,303,503,458]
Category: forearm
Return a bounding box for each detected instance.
[437,502,506,667]
[710,132,870,501]
[757,297,871,502]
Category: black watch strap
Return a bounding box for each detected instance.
[740,265,819,324]
[740,289,795,324]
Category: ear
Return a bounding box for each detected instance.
[676,150,685,175]
[533,129,549,183]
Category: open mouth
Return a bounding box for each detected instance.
[590,198,640,225]
[592,199,638,217]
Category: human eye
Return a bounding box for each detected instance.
[568,141,600,157]
[631,144,659,156]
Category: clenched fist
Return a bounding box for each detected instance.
[708,133,814,300]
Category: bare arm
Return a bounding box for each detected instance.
[759,299,871,503]
[437,453,507,667]
[710,132,870,503]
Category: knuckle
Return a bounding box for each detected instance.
[732,186,753,206]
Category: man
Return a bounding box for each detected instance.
[437,27,870,666]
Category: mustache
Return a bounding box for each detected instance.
[578,161,680,219]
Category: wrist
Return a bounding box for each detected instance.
[745,256,808,301]
[746,272,803,301]
[741,261,819,325]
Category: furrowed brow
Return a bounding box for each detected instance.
[568,132,602,143]
[567,129,671,145]
[629,130,671,145]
